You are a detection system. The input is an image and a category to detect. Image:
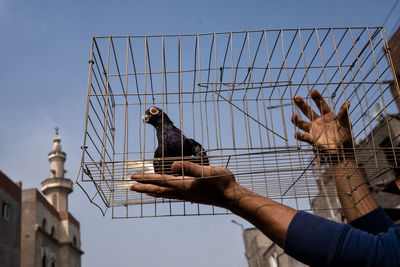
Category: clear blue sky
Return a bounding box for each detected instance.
[1,1,399,266]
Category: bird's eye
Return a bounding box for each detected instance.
[149,107,159,115]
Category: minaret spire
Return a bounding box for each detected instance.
[41,128,73,212]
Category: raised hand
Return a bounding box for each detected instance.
[291,89,352,153]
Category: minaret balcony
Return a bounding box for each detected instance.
[48,151,66,160]
[41,177,73,194]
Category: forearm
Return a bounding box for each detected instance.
[224,184,297,247]
[332,159,378,222]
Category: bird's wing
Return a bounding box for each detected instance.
[183,137,209,165]
[183,137,203,155]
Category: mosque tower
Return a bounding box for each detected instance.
[41,127,73,211]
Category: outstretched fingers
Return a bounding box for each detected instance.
[130,173,172,186]
[130,173,195,190]
[293,95,319,121]
[294,131,314,145]
[130,183,185,200]
[291,113,311,132]
[310,89,331,115]
[131,183,173,194]
[337,101,351,129]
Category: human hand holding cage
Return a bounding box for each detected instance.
[130,161,242,209]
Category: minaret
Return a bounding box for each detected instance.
[41,128,73,212]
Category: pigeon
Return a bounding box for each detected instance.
[143,106,209,174]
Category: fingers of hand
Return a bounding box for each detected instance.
[337,101,351,129]
[294,131,314,145]
[311,89,331,115]
[131,173,178,188]
[291,113,311,132]
[131,173,196,191]
[293,95,319,121]
[130,183,183,199]
[171,161,213,177]
[130,183,169,194]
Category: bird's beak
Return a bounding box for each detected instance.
[142,114,150,123]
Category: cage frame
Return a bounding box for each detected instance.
[76,27,400,219]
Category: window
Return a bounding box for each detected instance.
[51,227,55,238]
[73,236,77,246]
[42,219,47,232]
[42,254,46,267]
[2,202,11,221]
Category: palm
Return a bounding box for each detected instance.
[310,112,351,151]
[292,90,352,154]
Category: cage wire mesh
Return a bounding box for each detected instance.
[76,27,400,219]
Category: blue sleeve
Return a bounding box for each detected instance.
[349,207,395,234]
[284,211,400,267]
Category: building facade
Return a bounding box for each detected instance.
[242,228,307,267]
[21,129,83,267]
[0,129,83,267]
[20,189,83,267]
[0,171,22,267]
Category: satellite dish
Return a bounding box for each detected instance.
[373,101,384,120]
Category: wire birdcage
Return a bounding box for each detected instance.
[76,27,400,219]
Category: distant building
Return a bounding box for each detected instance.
[387,25,400,112]
[358,114,400,223]
[0,171,22,267]
[0,129,83,267]
[242,228,307,267]
[310,169,344,223]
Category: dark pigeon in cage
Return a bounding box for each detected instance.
[143,106,209,174]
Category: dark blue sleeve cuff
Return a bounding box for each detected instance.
[349,207,395,234]
[284,211,349,267]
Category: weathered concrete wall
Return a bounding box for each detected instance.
[357,116,400,210]
[243,228,308,267]
[35,193,62,267]
[21,189,61,267]
[21,188,82,267]
[21,189,37,267]
[388,27,400,77]
[0,171,21,267]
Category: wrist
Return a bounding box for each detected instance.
[319,147,355,165]
[223,184,277,217]
[331,159,378,221]
[223,183,297,247]
[222,183,255,211]
[329,154,356,168]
